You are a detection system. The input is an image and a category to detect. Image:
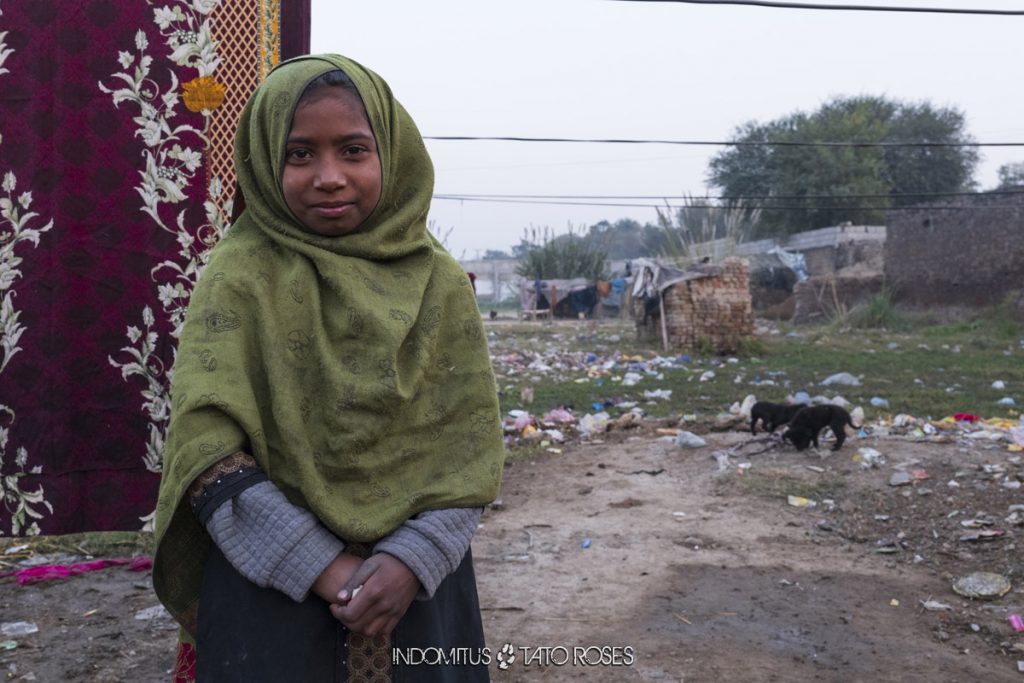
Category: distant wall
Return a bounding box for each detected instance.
[690,225,886,277]
[884,196,1024,308]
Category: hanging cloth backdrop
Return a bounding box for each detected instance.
[0,0,309,535]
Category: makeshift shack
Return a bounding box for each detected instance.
[519,278,627,320]
[631,257,754,352]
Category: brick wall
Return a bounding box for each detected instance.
[642,257,754,352]
[885,195,1024,308]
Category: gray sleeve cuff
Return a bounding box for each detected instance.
[373,507,481,600]
[204,480,345,602]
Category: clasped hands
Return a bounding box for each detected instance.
[312,552,420,637]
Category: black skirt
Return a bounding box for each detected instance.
[196,545,489,682]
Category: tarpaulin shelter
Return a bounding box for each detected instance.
[518,278,627,320]
[0,0,309,535]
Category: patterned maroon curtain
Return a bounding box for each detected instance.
[0,0,309,535]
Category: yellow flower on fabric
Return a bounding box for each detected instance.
[182,76,226,113]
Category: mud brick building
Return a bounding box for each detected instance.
[885,194,1024,313]
[635,257,754,352]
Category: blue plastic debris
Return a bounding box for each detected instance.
[581,538,592,549]
[591,402,604,411]
[679,354,691,363]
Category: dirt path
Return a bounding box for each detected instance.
[3,427,1023,681]
[474,429,1023,682]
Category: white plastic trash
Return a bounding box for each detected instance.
[821,372,860,386]
[675,431,706,448]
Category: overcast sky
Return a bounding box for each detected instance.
[310,0,1023,259]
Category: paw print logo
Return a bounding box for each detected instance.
[495,643,516,670]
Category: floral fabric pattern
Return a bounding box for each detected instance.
[0,0,308,535]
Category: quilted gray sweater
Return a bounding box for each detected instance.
[203,480,481,602]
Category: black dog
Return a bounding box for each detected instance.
[750,401,806,435]
[782,404,857,451]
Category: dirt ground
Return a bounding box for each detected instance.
[3,424,1024,682]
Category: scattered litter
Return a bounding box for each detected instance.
[787,495,816,508]
[621,372,644,386]
[541,407,575,424]
[577,412,610,437]
[643,389,673,400]
[0,640,16,651]
[0,622,38,638]
[889,471,912,487]
[3,544,29,555]
[512,412,534,432]
[610,412,643,431]
[580,538,592,549]
[699,370,716,382]
[1010,614,1024,632]
[998,397,1017,407]
[675,431,706,448]
[993,380,1007,390]
[951,572,1011,599]
[520,386,534,405]
[134,605,170,621]
[889,599,900,607]
[821,372,860,386]
[958,529,1006,542]
[854,447,885,468]
[920,600,952,611]
[850,406,865,427]
[870,396,890,408]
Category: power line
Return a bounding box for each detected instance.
[424,135,1024,147]
[610,1,1024,16]
[433,195,1023,210]
[433,189,1024,201]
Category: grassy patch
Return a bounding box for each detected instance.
[491,317,1024,423]
[0,531,153,557]
[731,467,847,501]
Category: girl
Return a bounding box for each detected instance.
[152,54,505,682]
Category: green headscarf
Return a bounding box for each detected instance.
[152,54,505,634]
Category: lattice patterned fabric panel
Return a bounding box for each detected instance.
[207,0,281,214]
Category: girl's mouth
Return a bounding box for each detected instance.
[312,202,352,218]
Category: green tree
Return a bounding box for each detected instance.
[996,162,1024,189]
[587,218,661,259]
[707,96,978,236]
[515,225,608,280]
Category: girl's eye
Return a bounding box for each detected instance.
[343,145,369,157]
[287,148,312,161]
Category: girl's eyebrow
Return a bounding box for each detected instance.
[286,131,375,145]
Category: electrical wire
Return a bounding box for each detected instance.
[423,135,1024,147]
[432,195,1023,210]
[431,189,1024,201]
[609,0,1024,16]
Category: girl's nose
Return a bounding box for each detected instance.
[315,159,347,190]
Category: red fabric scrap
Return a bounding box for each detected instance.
[0,556,152,586]
[954,413,981,423]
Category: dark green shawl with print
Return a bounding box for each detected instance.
[152,54,504,633]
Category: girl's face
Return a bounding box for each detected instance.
[282,89,382,237]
